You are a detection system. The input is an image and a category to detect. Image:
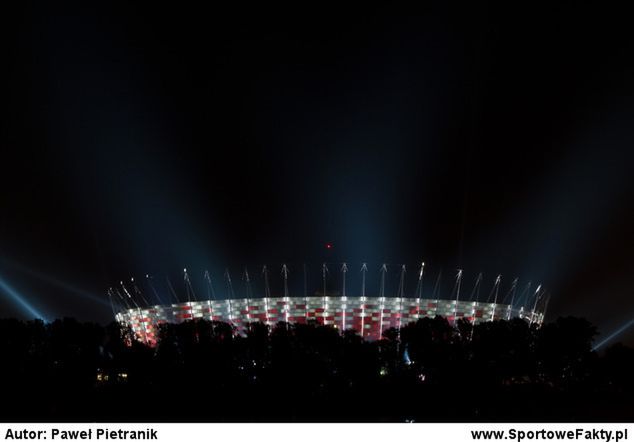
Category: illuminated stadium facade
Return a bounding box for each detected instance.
[111,264,546,346]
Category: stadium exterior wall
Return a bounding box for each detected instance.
[115,296,543,346]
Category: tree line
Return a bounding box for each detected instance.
[0,315,632,421]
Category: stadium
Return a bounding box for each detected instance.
[111,263,546,346]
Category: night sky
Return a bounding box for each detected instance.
[3,2,634,345]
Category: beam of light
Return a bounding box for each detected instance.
[0,275,48,321]
[0,257,110,307]
[593,319,634,351]
[30,274,109,307]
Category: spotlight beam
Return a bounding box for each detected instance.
[0,258,109,307]
[593,319,634,351]
[0,275,47,321]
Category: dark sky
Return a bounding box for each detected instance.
[2,2,634,345]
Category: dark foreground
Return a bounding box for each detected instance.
[0,316,632,422]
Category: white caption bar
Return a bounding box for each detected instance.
[0,424,632,442]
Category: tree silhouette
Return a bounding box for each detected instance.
[0,314,630,421]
